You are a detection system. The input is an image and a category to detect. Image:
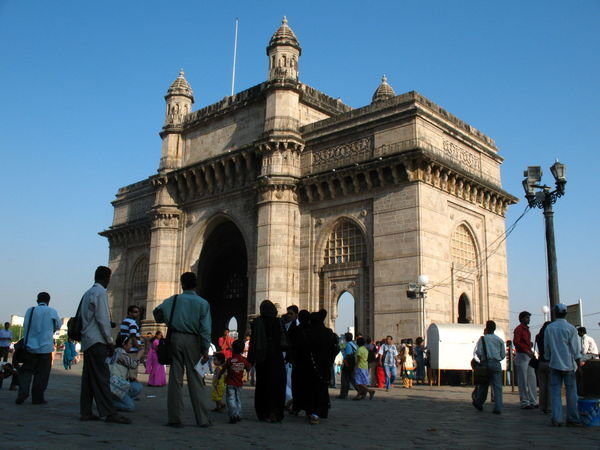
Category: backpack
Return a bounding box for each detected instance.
[67,297,84,341]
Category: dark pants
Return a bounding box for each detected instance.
[339,365,355,398]
[0,346,9,362]
[18,352,52,403]
[80,343,116,417]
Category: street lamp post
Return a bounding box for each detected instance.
[522,161,567,320]
[407,275,429,338]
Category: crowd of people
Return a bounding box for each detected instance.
[472,305,598,427]
[2,265,597,431]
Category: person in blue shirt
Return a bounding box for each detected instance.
[16,292,60,405]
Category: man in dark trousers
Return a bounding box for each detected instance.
[79,266,130,424]
[16,292,60,405]
[154,272,212,428]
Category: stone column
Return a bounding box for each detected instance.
[254,140,303,312]
[144,178,182,330]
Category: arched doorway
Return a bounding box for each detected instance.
[335,291,355,335]
[197,221,248,344]
[457,293,471,323]
[320,218,371,336]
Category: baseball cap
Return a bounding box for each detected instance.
[554,303,567,314]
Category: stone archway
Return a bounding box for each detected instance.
[320,218,371,337]
[197,221,248,344]
[457,293,472,323]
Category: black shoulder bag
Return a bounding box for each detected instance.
[67,296,85,342]
[14,307,35,364]
[156,295,178,365]
[473,336,490,385]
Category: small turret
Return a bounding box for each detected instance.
[267,17,301,81]
[372,75,396,103]
[164,69,194,126]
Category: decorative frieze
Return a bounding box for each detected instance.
[312,136,373,172]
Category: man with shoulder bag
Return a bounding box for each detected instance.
[472,321,505,414]
[79,266,131,424]
[153,272,212,428]
[16,292,60,405]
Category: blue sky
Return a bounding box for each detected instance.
[1,1,598,342]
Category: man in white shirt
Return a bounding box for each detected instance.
[472,320,505,414]
[79,266,131,424]
[0,322,12,362]
[16,292,60,405]
[544,303,584,427]
[577,327,598,360]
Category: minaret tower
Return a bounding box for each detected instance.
[267,16,301,81]
[159,69,194,173]
[255,18,304,308]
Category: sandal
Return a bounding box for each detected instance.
[105,414,132,424]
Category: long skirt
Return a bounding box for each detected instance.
[254,358,286,422]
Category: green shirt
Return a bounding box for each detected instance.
[356,345,369,369]
[153,290,212,349]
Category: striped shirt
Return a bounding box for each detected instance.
[119,317,141,351]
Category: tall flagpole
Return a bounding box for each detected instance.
[231,18,239,97]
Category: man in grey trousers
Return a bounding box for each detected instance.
[153,272,212,428]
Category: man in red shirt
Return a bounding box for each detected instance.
[513,311,538,409]
[222,339,252,424]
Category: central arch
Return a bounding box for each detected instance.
[197,221,248,344]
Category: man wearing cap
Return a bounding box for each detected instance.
[544,303,584,426]
[513,311,538,409]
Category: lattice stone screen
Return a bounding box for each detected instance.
[451,224,477,270]
[324,220,366,265]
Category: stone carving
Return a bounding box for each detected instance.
[312,137,373,171]
[151,211,180,229]
[442,140,481,171]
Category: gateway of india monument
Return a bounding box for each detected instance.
[101,18,517,342]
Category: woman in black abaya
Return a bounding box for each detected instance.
[248,299,286,422]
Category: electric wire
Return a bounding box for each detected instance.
[425,205,531,293]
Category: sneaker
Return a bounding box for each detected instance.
[229,417,237,424]
[472,401,483,411]
[308,414,319,425]
[551,420,562,427]
[493,410,501,415]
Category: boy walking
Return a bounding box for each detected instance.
[221,339,252,424]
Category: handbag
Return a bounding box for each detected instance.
[14,307,35,364]
[109,374,130,399]
[529,343,539,370]
[472,336,490,385]
[67,296,85,342]
[156,295,178,365]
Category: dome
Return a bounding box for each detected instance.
[267,16,301,54]
[371,75,396,103]
[166,69,194,101]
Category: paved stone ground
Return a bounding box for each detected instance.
[1,364,598,449]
